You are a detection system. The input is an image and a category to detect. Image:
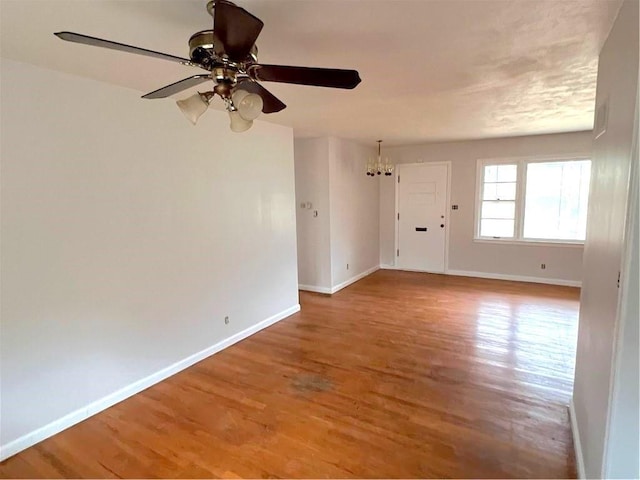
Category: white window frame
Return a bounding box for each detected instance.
[474,154,591,247]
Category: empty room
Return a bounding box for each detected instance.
[0,0,638,478]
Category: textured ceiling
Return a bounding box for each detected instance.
[0,0,622,145]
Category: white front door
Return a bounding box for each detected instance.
[396,163,449,272]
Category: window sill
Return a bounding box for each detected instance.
[473,238,584,248]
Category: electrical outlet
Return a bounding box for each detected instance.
[541,264,546,270]
[224,316,229,324]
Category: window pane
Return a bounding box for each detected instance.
[481,219,515,238]
[484,165,498,182]
[483,183,497,200]
[497,164,517,182]
[523,160,591,241]
[496,182,516,200]
[483,182,516,200]
[482,200,515,219]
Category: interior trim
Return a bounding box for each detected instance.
[570,399,586,479]
[299,265,380,295]
[446,269,581,287]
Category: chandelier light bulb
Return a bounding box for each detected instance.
[366,157,376,176]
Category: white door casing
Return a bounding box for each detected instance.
[395,163,450,272]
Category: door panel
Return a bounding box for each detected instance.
[397,163,448,272]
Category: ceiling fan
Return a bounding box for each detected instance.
[55,0,361,132]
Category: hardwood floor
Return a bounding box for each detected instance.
[0,270,579,478]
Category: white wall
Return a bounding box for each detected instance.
[604,110,638,478]
[328,138,379,289]
[294,138,332,290]
[0,59,299,455]
[294,137,379,292]
[380,132,592,284]
[571,0,639,477]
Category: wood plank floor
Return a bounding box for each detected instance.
[0,270,579,478]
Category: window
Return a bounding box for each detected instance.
[476,157,591,243]
[479,164,517,238]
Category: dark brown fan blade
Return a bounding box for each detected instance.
[214,1,263,62]
[235,80,286,114]
[54,32,199,67]
[248,64,361,89]
[142,75,211,99]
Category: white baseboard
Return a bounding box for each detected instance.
[569,399,586,479]
[446,269,582,287]
[298,284,332,294]
[380,264,446,274]
[330,265,379,294]
[381,264,580,286]
[0,304,301,462]
[299,265,380,295]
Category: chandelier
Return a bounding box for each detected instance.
[366,140,394,177]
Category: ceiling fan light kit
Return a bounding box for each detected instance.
[54,0,361,133]
[176,91,214,125]
[228,111,253,132]
[231,90,263,121]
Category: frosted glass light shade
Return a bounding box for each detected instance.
[176,93,210,125]
[229,111,253,132]
[232,90,263,121]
